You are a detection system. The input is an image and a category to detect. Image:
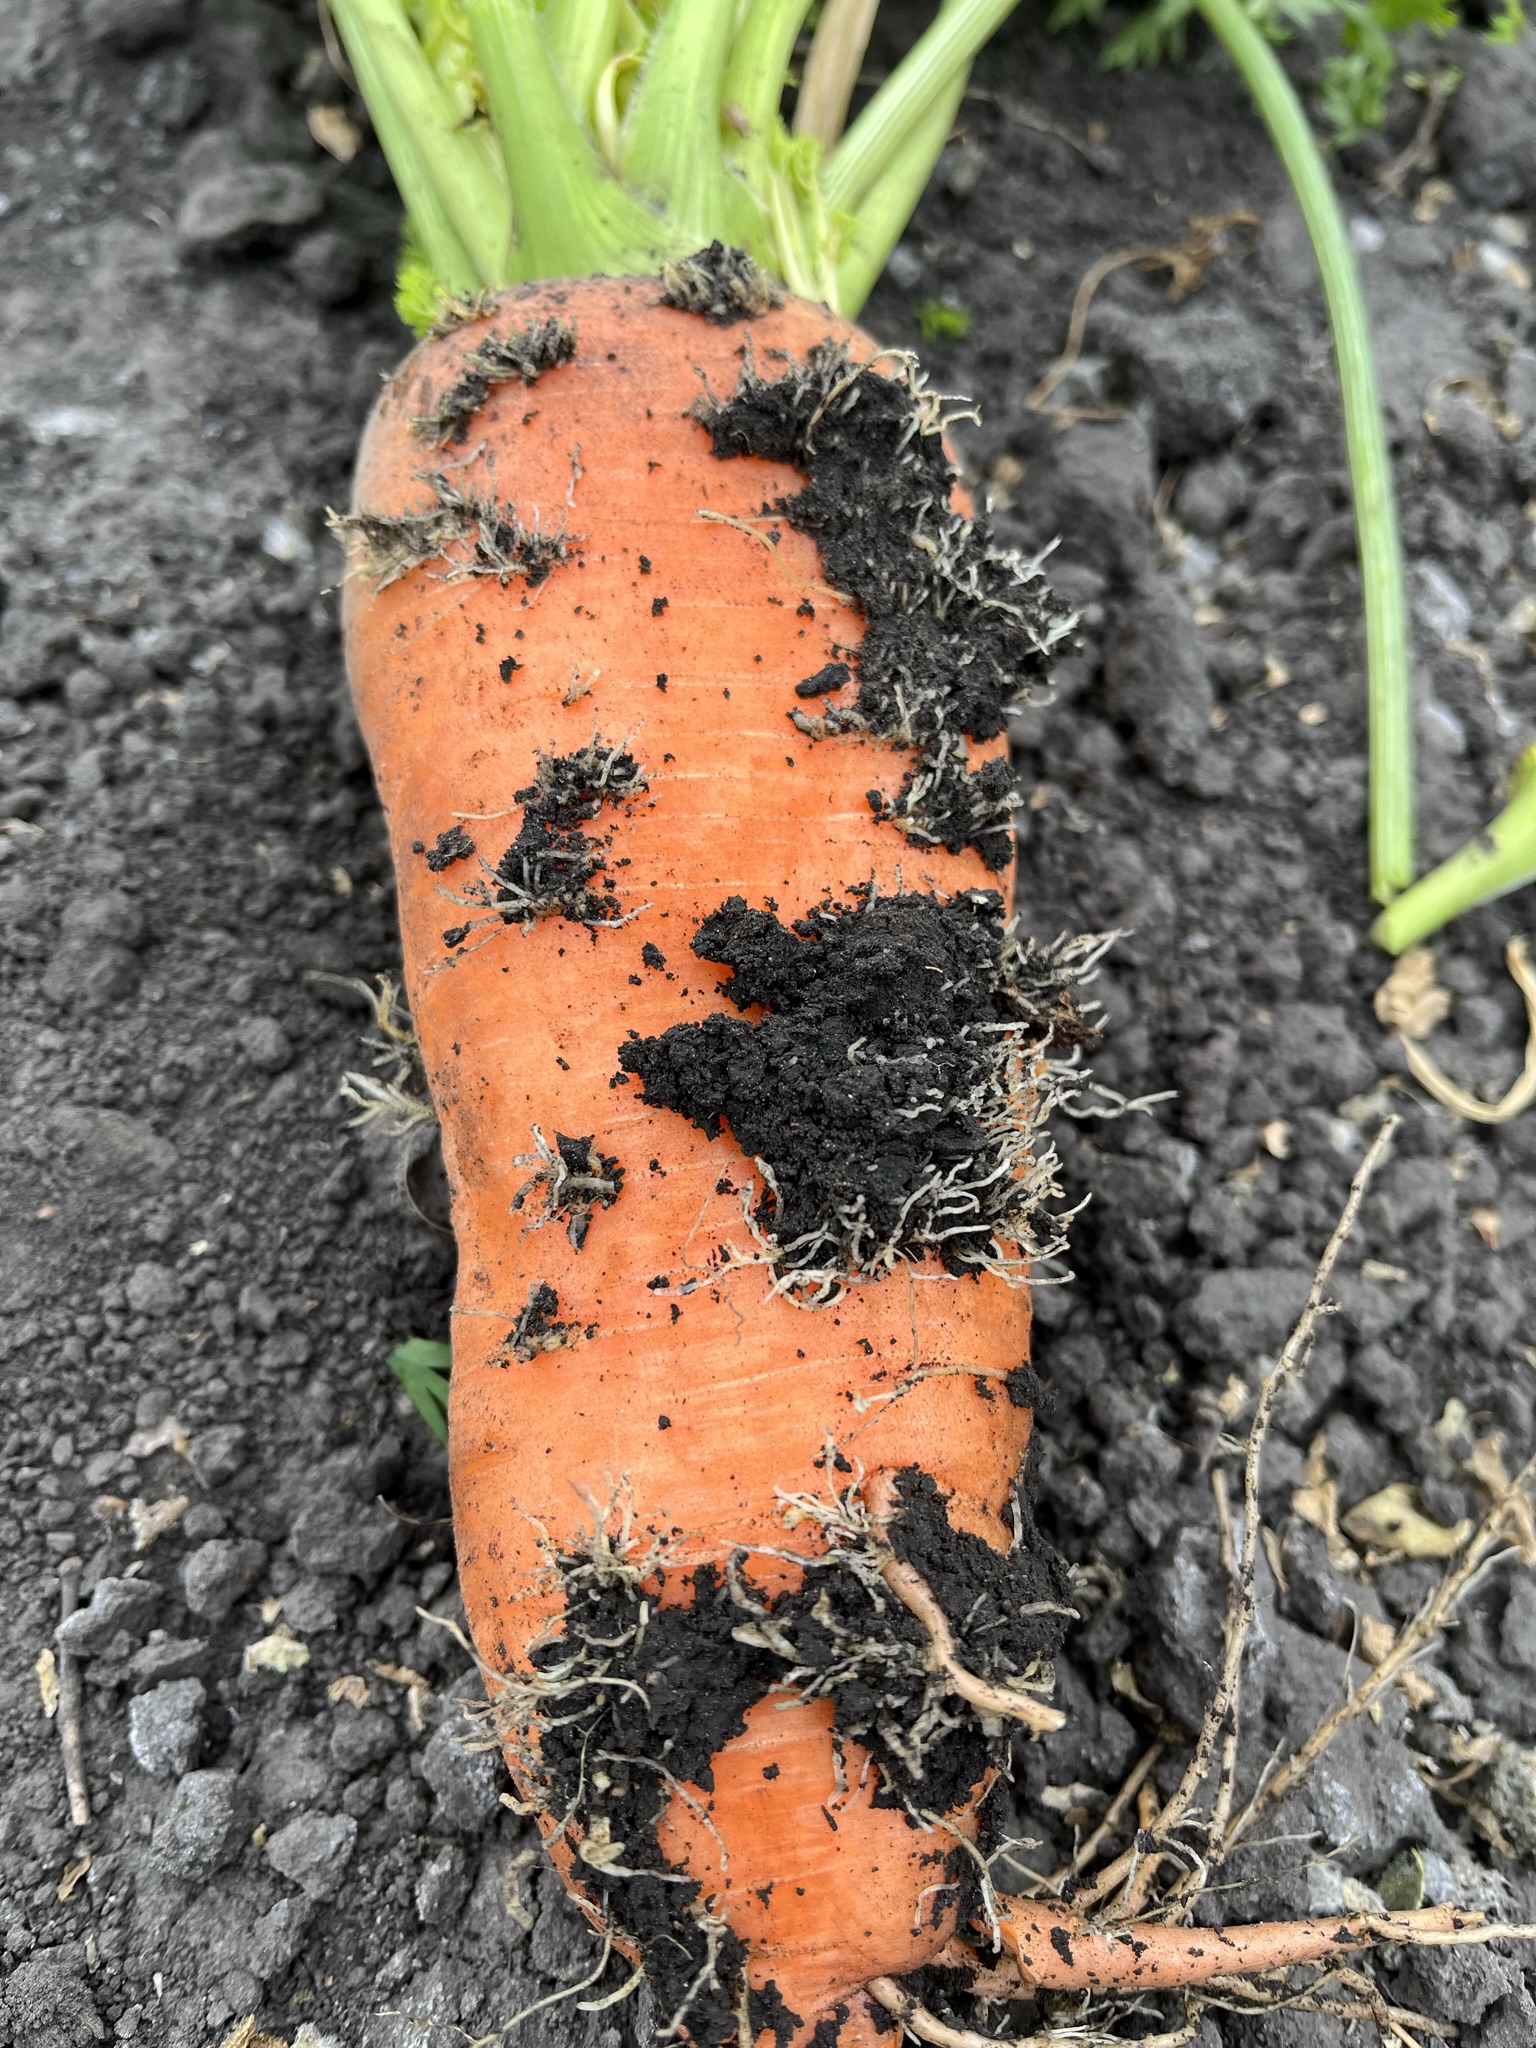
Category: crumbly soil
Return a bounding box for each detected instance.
[2,6,1536,2047]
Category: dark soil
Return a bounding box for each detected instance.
[619,889,1086,1286]
[2,5,1536,2047]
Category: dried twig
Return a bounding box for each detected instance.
[793,0,882,152]
[1072,1117,1400,1916]
[1375,61,1460,199]
[1222,1436,1536,1856]
[57,1557,91,1831]
[1027,212,1261,419]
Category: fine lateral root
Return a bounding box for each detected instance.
[512,1124,625,1251]
[331,467,579,590]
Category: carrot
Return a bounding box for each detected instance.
[326,3,1516,2041]
[343,272,1080,2044]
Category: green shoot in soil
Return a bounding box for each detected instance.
[1373,746,1536,954]
[918,297,973,338]
[1052,0,1528,932]
[1193,0,1413,904]
[327,0,1020,322]
[389,1336,452,1442]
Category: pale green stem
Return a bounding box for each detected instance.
[621,0,741,241]
[1195,0,1414,905]
[823,0,1017,217]
[465,0,681,282]
[835,63,966,312]
[1372,747,1536,954]
[543,0,623,122]
[722,0,817,181]
[328,0,510,288]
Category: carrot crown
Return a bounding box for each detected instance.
[326,0,1018,329]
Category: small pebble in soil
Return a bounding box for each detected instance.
[265,1810,359,1901]
[150,1769,241,1881]
[128,1676,206,1778]
[181,1536,265,1620]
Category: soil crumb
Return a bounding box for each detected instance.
[503,1280,590,1361]
[422,823,474,871]
[438,739,646,947]
[701,343,1076,864]
[660,242,783,324]
[512,1127,625,1251]
[413,315,577,445]
[618,889,1098,1293]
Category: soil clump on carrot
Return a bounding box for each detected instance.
[334,467,579,589]
[659,242,784,325]
[620,890,1090,1286]
[437,740,647,945]
[701,343,1076,869]
[412,315,577,446]
[516,1467,1070,2043]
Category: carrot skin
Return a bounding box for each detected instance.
[345,276,1047,2038]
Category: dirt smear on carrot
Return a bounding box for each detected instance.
[699,338,1078,868]
[487,1466,1071,2045]
[660,242,784,325]
[433,739,648,951]
[619,889,1103,1297]
[412,314,578,446]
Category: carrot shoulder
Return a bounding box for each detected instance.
[342,272,1079,2044]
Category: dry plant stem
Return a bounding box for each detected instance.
[1222,1437,1536,1856]
[57,1557,91,1831]
[1047,1740,1164,1885]
[1394,936,1536,1126]
[793,0,882,151]
[1071,1115,1400,1917]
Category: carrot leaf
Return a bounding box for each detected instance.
[389,1337,452,1443]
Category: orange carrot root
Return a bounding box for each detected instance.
[996,1895,1474,1992]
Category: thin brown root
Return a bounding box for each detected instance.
[1375,59,1462,199]
[1027,212,1261,418]
[1381,936,1536,1126]
[878,1547,1064,1736]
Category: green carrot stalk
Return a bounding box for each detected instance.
[1194,0,1415,907]
[325,0,1010,320]
[1372,746,1536,954]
